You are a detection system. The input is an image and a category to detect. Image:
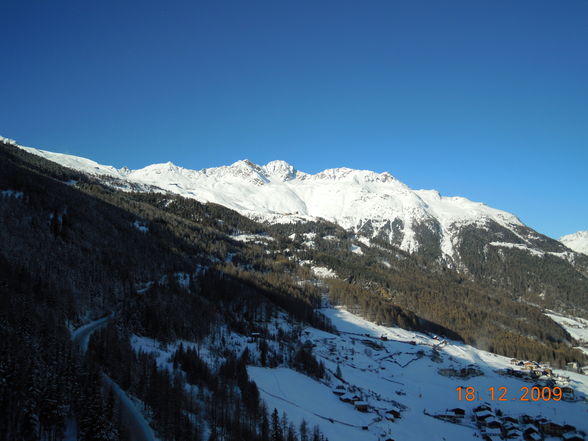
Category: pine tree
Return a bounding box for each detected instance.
[260,409,270,441]
[299,420,309,441]
[286,422,298,441]
[270,408,283,441]
[311,425,321,441]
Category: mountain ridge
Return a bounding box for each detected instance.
[16,143,528,257]
[9,138,588,310]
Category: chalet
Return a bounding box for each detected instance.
[380,335,388,341]
[502,421,518,432]
[332,385,346,396]
[354,401,369,412]
[474,410,494,423]
[563,432,584,441]
[339,393,361,403]
[484,417,502,430]
[510,358,518,365]
[567,361,580,372]
[523,428,541,441]
[563,424,577,433]
[474,404,492,413]
[529,370,540,379]
[447,408,465,418]
[535,417,549,427]
[539,421,565,436]
[385,409,401,420]
[504,428,522,439]
[503,416,518,424]
[562,386,575,401]
[520,415,535,424]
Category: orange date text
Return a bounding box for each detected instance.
[456,386,562,402]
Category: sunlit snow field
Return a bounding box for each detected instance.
[249,307,588,441]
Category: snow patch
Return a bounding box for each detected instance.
[311,266,338,279]
[133,220,149,233]
[1,189,24,199]
[230,233,274,243]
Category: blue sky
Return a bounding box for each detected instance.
[1,0,586,238]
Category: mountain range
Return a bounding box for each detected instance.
[18,143,584,260]
[15,141,588,314]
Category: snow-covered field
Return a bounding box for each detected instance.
[248,367,375,441]
[250,307,588,441]
[546,311,588,356]
[230,233,275,243]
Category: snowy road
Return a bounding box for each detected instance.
[103,375,158,441]
[71,314,158,441]
[71,313,112,352]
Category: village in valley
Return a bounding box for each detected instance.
[245,306,588,441]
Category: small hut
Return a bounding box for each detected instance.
[354,401,369,412]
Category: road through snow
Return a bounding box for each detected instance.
[71,313,112,352]
[71,315,158,441]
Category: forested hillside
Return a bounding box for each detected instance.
[0,143,330,440]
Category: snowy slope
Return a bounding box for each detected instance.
[247,306,588,441]
[16,143,543,261]
[546,311,588,355]
[128,302,588,441]
[561,231,588,255]
[19,145,130,179]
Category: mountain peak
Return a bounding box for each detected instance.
[262,160,297,181]
[217,159,268,185]
[136,161,182,174]
[313,167,397,183]
[560,230,588,255]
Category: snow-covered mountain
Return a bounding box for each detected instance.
[561,231,588,255]
[16,143,579,270]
